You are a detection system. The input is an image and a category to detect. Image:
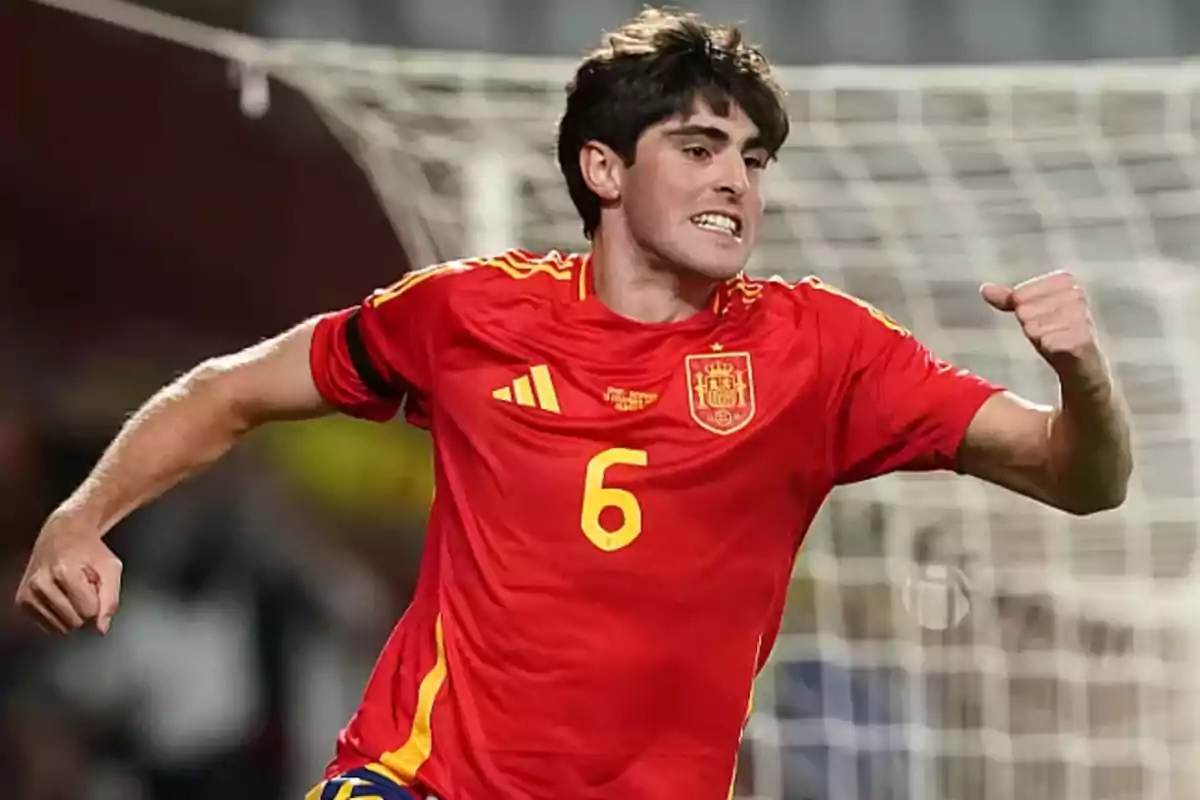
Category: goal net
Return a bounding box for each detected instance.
[31,2,1200,798]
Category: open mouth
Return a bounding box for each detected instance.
[690,212,743,242]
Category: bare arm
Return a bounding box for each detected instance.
[59,317,330,534]
[16,317,331,633]
[959,272,1133,515]
[959,385,1132,515]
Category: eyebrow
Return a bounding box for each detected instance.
[665,124,767,151]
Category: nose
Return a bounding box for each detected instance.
[717,152,750,197]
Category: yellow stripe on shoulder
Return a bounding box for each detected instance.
[481,250,572,282]
[801,276,911,336]
[369,251,573,308]
[369,260,475,307]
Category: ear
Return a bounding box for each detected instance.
[578,141,623,202]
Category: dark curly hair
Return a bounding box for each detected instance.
[557,7,789,239]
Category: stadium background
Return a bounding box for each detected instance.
[6,0,1200,798]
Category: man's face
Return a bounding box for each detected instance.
[618,99,768,280]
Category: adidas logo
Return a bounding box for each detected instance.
[492,365,561,413]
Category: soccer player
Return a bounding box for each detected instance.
[14,8,1131,800]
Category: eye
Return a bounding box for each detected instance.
[682,144,711,161]
[744,154,768,170]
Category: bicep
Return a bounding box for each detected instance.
[211,317,333,424]
[958,391,1058,504]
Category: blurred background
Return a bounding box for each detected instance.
[6,0,1200,798]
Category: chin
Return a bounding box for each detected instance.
[688,260,744,281]
[683,230,753,279]
[679,246,748,281]
[648,235,751,281]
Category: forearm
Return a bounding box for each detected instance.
[16,319,329,636]
[965,271,1132,515]
[1048,376,1133,514]
[50,318,328,535]
[54,363,253,536]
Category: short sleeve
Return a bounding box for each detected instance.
[808,281,1004,484]
[309,264,460,426]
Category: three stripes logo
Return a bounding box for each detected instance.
[492,364,561,414]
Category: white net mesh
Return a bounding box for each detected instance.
[31,1,1200,797]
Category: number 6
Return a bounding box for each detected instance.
[580,448,648,552]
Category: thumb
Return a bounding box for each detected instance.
[83,563,120,634]
[980,282,1016,312]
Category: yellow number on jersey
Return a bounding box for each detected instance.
[581,448,648,552]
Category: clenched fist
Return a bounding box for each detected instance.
[14,516,121,635]
[981,271,1108,392]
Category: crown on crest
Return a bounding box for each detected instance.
[704,361,736,378]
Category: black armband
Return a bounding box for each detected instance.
[345,310,401,399]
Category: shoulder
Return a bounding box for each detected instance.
[367,249,581,311]
[733,274,910,338]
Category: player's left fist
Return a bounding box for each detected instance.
[981,271,1107,390]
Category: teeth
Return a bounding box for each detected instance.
[692,213,741,238]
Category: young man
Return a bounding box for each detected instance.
[15,8,1130,800]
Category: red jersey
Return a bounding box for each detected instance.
[308,249,1001,800]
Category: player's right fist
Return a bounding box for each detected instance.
[14,516,122,635]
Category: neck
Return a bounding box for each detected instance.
[589,229,716,324]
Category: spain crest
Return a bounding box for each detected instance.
[685,351,756,435]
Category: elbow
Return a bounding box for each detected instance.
[1060,464,1133,517]
[1062,489,1126,517]
[185,358,257,434]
